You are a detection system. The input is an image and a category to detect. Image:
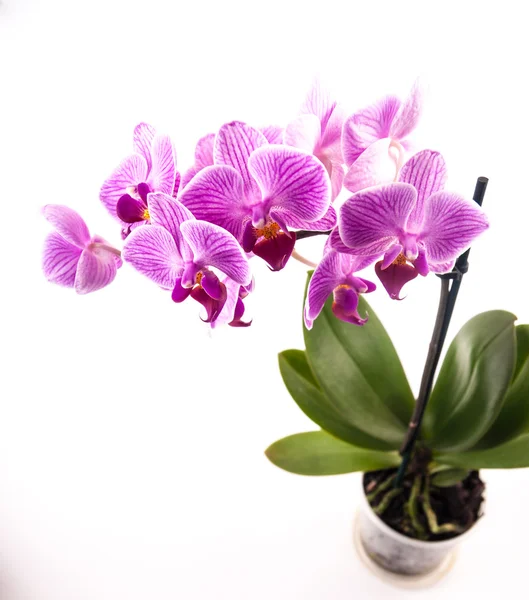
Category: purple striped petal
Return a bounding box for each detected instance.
[180,166,200,190]
[340,183,417,255]
[148,134,176,195]
[390,79,423,141]
[147,192,194,262]
[100,154,148,218]
[300,79,335,133]
[42,232,82,287]
[341,252,380,273]
[74,247,119,295]
[283,205,337,231]
[320,103,345,152]
[429,259,455,273]
[399,150,447,228]
[342,96,401,167]
[195,133,215,169]
[123,224,183,289]
[42,205,90,248]
[180,220,251,285]
[343,138,398,193]
[178,165,249,241]
[214,121,268,199]
[172,172,181,197]
[327,230,383,271]
[260,125,283,144]
[248,145,331,224]
[421,191,489,263]
[328,227,353,254]
[305,252,344,329]
[328,159,345,200]
[133,123,156,171]
[284,114,321,153]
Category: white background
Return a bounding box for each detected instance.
[1,0,529,598]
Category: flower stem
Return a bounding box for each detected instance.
[295,229,332,240]
[394,177,488,487]
[92,242,122,257]
[291,249,318,268]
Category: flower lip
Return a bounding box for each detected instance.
[116,194,148,224]
[190,281,228,324]
[252,230,297,272]
[375,258,419,300]
[304,250,377,330]
[331,284,367,326]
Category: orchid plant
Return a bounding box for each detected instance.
[42,80,529,542]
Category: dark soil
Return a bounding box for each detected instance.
[363,462,485,541]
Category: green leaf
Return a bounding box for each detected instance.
[422,311,516,452]
[278,350,395,451]
[473,325,529,448]
[431,468,469,487]
[303,274,414,448]
[265,431,401,475]
[435,433,529,469]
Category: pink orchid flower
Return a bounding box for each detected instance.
[336,152,489,299]
[100,123,179,238]
[178,121,332,271]
[304,243,377,329]
[342,80,423,192]
[122,192,251,325]
[42,205,122,294]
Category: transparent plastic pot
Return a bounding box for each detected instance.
[356,478,481,584]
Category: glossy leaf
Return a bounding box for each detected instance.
[473,325,529,448]
[278,350,395,451]
[422,311,516,452]
[303,273,414,447]
[265,431,401,475]
[435,433,529,469]
[431,468,469,487]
